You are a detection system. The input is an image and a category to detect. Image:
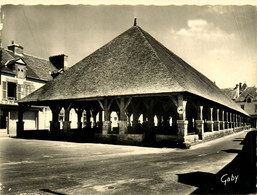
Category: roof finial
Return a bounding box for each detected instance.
[134,18,137,26]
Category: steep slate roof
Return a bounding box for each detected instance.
[236,87,257,102]
[19,25,248,115]
[221,88,238,100]
[0,48,57,81]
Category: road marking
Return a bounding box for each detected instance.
[198,153,207,157]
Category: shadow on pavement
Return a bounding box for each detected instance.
[40,189,67,195]
[177,130,256,194]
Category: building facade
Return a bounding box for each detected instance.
[223,83,257,128]
[0,42,68,135]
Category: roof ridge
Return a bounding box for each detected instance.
[23,52,49,61]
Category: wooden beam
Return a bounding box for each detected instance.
[124,97,132,110]
[98,100,104,110]
[115,98,121,109]
[169,95,178,107]
[108,99,113,111]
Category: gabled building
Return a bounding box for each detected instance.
[223,83,257,128]
[0,42,67,135]
[18,23,250,147]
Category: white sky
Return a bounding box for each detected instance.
[1,1,257,89]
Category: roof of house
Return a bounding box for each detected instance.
[236,87,257,102]
[221,88,238,100]
[19,25,248,115]
[0,48,57,81]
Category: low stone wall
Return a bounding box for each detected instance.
[185,134,199,143]
[94,133,144,145]
[201,126,249,142]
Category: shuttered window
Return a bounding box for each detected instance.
[17,84,21,100]
[2,81,7,99]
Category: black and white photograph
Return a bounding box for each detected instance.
[0,0,256,194]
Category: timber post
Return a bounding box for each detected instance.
[86,110,91,129]
[213,108,220,131]
[220,110,225,130]
[206,107,214,132]
[17,103,30,137]
[102,99,113,135]
[75,108,83,130]
[195,105,204,140]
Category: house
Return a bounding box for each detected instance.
[0,41,68,135]
[17,23,250,147]
[223,83,257,128]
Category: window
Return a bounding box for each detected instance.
[2,81,24,101]
[17,84,21,100]
[255,105,257,113]
[23,84,35,97]
[246,97,252,103]
[7,82,17,100]
[2,81,7,99]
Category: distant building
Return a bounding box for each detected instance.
[222,83,257,128]
[0,42,67,135]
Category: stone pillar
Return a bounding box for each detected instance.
[177,120,188,141]
[213,109,220,131]
[143,99,155,128]
[98,111,103,128]
[50,121,60,132]
[63,102,72,133]
[214,121,220,131]
[92,111,97,128]
[177,95,187,120]
[195,120,204,139]
[75,108,83,130]
[220,121,224,130]
[102,99,112,135]
[132,113,140,127]
[85,110,91,129]
[118,98,128,135]
[195,105,204,139]
[127,112,132,128]
[220,110,225,130]
[225,112,228,129]
[49,105,62,133]
[230,113,233,128]
[102,121,111,135]
[235,114,238,127]
[206,107,213,132]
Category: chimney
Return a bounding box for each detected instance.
[235,84,239,98]
[239,82,242,94]
[49,54,68,71]
[8,41,24,55]
[134,18,137,26]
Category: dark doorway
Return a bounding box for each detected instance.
[0,109,8,129]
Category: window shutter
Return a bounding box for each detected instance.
[2,81,7,99]
[17,84,21,100]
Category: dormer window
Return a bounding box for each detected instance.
[14,59,27,79]
[246,97,252,103]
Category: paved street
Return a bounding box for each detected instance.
[0,129,256,194]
